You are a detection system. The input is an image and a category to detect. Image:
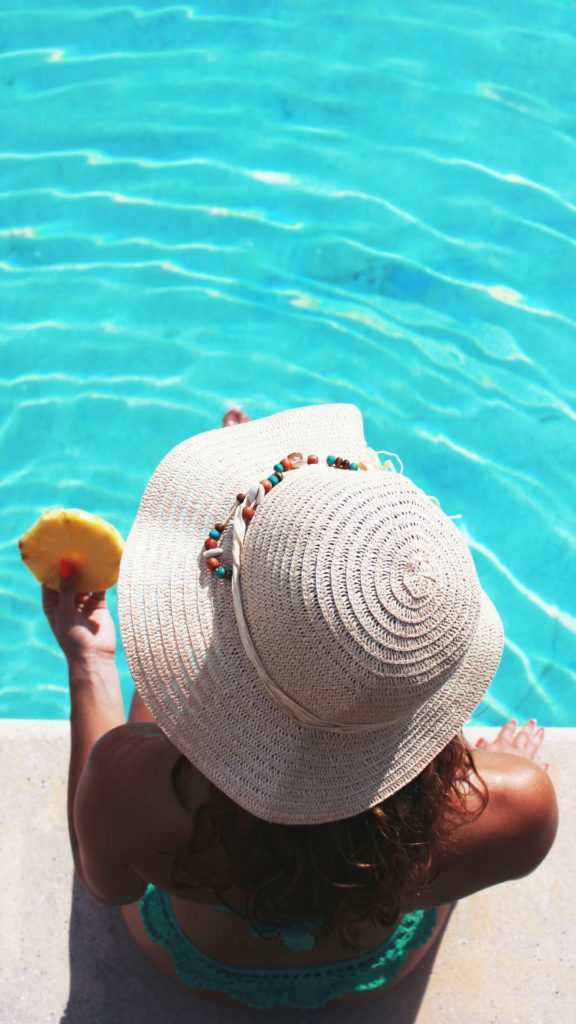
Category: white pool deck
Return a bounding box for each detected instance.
[0,722,574,1024]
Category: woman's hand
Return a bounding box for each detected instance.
[476,718,549,771]
[42,563,117,666]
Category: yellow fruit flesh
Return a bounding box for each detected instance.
[19,508,124,592]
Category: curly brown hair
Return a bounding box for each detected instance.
[170,734,487,949]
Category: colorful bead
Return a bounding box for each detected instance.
[208,449,370,583]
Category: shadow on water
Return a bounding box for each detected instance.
[60,874,454,1024]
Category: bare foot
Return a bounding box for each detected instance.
[222,408,251,427]
[476,718,549,771]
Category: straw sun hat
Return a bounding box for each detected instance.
[118,404,503,825]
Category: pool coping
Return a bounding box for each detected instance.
[0,721,574,1024]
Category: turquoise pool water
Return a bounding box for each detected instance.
[1,1,574,722]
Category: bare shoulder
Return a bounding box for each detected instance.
[81,723,166,821]
[82,723,195,841]
[74,723,195,903]
[87,721,166,777]
[473,750,559,877]
[416,750,558,908]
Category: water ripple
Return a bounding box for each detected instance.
[466,531,576,635]
[397,146,576,212]
[0,371,181,387]
[0,185,306,229]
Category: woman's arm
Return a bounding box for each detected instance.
[42,566,138,900]
[414,721,558,909]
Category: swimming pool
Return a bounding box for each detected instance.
[1,1,574,722]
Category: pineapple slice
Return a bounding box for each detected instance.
[18,508,124,592]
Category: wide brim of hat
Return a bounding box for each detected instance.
[118,403,503,825]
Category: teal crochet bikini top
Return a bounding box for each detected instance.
[140,884,438,1011]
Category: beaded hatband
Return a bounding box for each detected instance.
[202,451,369,580]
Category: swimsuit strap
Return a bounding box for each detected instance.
[213,902,316,951]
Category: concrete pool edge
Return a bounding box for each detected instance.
[0,722,574,1024]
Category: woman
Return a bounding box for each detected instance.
[43,404,557,1010]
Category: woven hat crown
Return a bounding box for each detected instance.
[240,467,482,729]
